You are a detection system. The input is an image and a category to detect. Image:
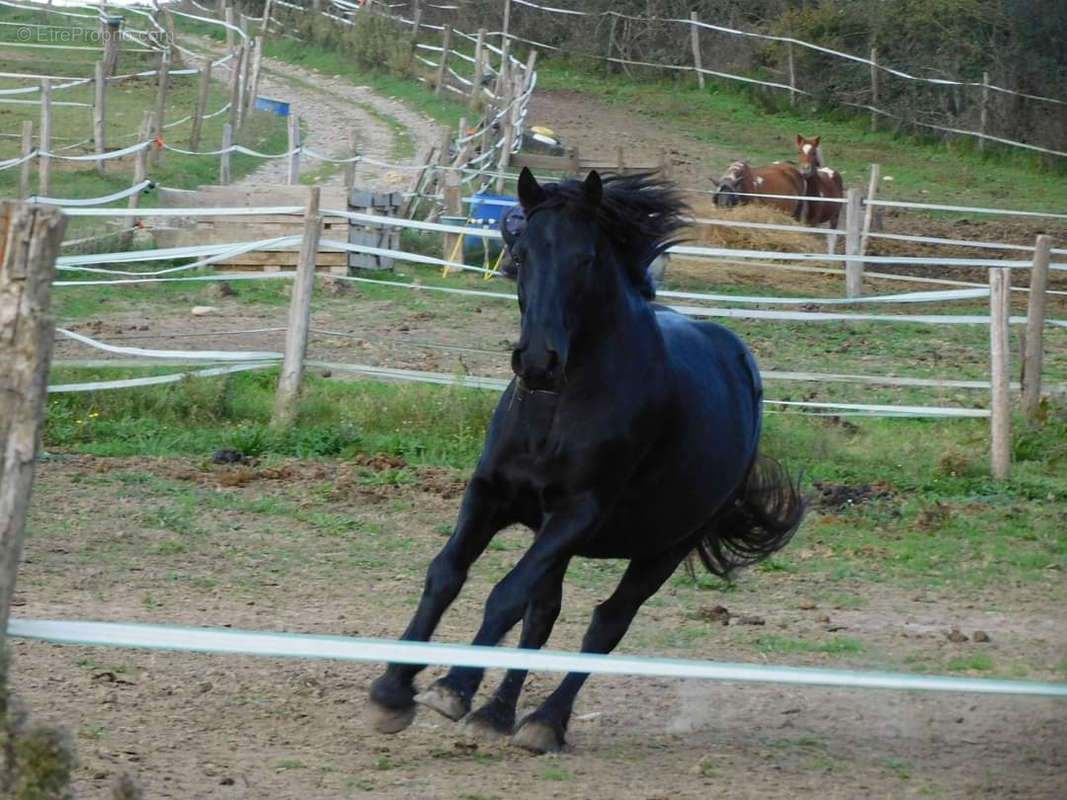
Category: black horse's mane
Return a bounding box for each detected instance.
[531,172,690,296]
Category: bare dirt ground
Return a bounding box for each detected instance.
[11,457,1067,799]
[14,74,1067,800]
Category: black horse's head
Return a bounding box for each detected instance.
[506,167,686,392]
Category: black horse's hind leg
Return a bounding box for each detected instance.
[512,541,692,754]
[368,477,513,733]
[422,558,570,735]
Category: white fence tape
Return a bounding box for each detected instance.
[48,362,276,393]
[56,328,282,361]
[11,619,1065,697]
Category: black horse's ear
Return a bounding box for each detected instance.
[517,167,547,209]
[583,170,603,207]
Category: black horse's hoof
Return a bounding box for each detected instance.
[512,716,566,754]
[368,675,416,733]
[369,702,416,734]
[464,702,516,738]
[415,681,471,721]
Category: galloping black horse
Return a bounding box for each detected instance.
[369,168,805,753]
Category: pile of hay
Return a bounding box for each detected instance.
[683,198,817,252]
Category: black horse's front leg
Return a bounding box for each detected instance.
[368,476,513,733]
[419,558,570,734]
[415,494,598,724]
[513,540,694,754]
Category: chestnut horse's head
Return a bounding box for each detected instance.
[712,161,750,207]
[796,134,822,178]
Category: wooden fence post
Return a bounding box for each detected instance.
[405,3,422,73]
[860,162,880,255]
[102,15,121,77]
[0,202,68,640]
[979,71,990,153]
[228,44,244,132]
[494,80,516,193]
[162,8,180,66]
[220,121,233,184]
[92,61,107,175]
[435,25,453,96]
[441,168,462,269]
[469,27,486,108]
[1021,235,1051,422]
[120,109,153,250]
[689,11,705,90]
[245,37,264,120]
[869,47,879,132]
[989,268,1011,479]
[844,187,862,298]
[261,0,273,35]
[344,129,360,189]
[272,187,322,427]
[287,114,301,185]
[240,36,253,129]
[38,79,52,198]
[18,121,32,202]
[225,4,235,52]
[151,49,171,167]
[190,60,212,150]
[523,48,538,92]
[787,42,796,106]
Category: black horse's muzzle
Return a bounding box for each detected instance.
[714,186,740,207]
[512,341,563,392]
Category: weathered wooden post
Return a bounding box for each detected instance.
[787,42,796,106]
[441,167,462,268]
[240,35,253,128]
[261,0,273,35]
[101,14,122,77]
[405,2,422,73]
[225,4,235,52]
[18,121,32,202]
[1021,235,1051,422]
[287,114,301,185]
[860,163,880,256]
[189,60,212,150]
[38,79,52,198]
[988,268,1011,478]
[344,129,360,189]
[844,187,862,298]
[151,49,171,167]
[689,11,705,90]
[220,121,233,184]
[523,48,538,92]
[120,110,153,250]
[979,71,990,153]
[93,61,107,176]
[245,38,264,120]
[272,187,323,427]
[0,202,68,642]
[869,46,879,132]
[469,27,486,109]
[435,25,453,96]
[228,44,244,132]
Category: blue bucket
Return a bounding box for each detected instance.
[254,96,290,117]
[463,193,516,258]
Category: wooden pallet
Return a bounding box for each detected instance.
[153,185,349,272]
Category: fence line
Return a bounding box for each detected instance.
[9,618,1066,696]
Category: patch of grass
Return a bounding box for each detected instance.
[540,763,572,781]
[946,653,995,673]
[274,758,307,771]
[755,635,865,655]
[696,756,717,777]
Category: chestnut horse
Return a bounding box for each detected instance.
[795,135,844,231]
[711,160,805,220]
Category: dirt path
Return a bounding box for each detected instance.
[202,42,441,190]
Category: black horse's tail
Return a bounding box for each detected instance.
[691,455,806,578]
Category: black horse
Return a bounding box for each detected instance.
[368,168,805,753]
